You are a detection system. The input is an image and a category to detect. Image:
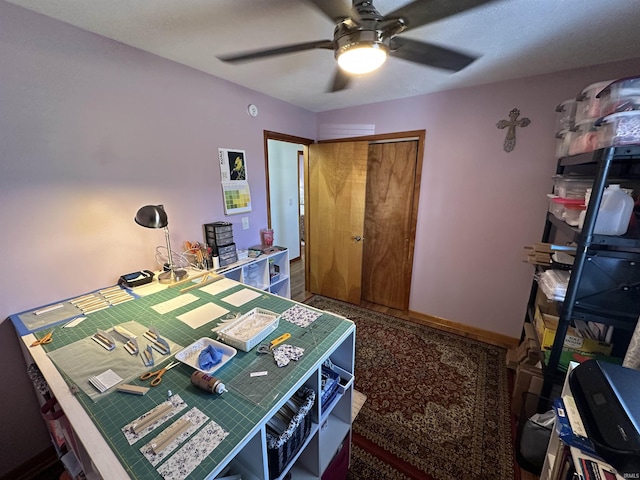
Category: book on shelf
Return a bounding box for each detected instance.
[553,397,597,456]
[570,447,623,480]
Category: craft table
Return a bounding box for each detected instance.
[10,277,356,480]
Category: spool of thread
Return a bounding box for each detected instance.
[190,371,227,394]
[212,255,220,269]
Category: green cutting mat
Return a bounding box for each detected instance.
[33,283,354,480]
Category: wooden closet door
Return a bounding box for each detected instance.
[308,141,369,304]
[361,140,418,310]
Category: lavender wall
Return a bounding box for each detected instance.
[318,59,640,339]
[3,1,640,474]
[0,2,315,474]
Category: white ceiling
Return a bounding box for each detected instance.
[7,0,640,112]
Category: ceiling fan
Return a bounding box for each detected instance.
[217,0,496,92]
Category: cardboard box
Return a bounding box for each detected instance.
[511,363,544,415]
[533,289,613,355]
[516,323,544,366]
[534,311,613,355]
[506,348,519,370]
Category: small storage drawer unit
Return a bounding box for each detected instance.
[217,244,236,255]
[218,250,238,267]
[204,221,234,255]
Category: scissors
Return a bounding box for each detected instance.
[31,330,54,347]
[140,361,180,387]
[257,333,291,355]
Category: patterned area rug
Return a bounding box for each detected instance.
[305,296,514,480]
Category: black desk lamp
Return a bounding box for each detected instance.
[135,205,188,284]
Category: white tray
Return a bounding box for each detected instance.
[215,308,279,352]
[175,337,237,374]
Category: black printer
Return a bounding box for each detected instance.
[569,359,640,476]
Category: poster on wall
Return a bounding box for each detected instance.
[218,148,251,214]
[219,148,247,182]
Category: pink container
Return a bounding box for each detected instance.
[260,228,274,246]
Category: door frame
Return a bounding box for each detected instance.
[263,130,314,278]
[319,130,425,310]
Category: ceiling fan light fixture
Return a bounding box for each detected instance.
[337,43,387,74]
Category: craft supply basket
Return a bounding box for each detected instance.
[266,387,315,479]
[320,365,340,414]
[216,308,280,352]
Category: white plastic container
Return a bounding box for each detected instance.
[579,185,634,235]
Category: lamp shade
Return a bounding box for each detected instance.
[135,205,168,229]
[337,44,387,74]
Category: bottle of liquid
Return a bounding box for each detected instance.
[580,185,634,235]
[190,371,228,394]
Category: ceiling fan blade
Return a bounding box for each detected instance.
[328,68,351,92]
[384,0,496,32]
[390,37,477,71]
[305,0,353,22]
[218,40,333,63]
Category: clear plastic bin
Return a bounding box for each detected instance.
[575,80,613,123]
[597,75,640,117]
[568,120,600,156]
[555,129,570,159]
[597,111,640,148]
[548,196,585,222]
[564,203,586,226]
[555,99,577,131]
[552,175,592,199]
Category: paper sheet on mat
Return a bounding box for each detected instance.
[176,302,229,329]
[151,294,199,315]
[157,420,229,480]
[199,277,237,296]
[220,288,261,307]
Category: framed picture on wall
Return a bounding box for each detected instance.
[219,148,247,182]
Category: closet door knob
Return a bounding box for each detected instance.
[353,236,363,242]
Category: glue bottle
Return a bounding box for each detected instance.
[190,371,228,394]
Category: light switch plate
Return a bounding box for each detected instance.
[242,217,249,230]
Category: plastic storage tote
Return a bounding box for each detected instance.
[552,175,592,199]
[597,111,640,148]
[597,75,640,116]
[575,80,613,123]
[568,120,600,156]
[555,99,577,132]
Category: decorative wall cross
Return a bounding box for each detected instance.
[496,108,530,152]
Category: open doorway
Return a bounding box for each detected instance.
[264,131,313,303]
